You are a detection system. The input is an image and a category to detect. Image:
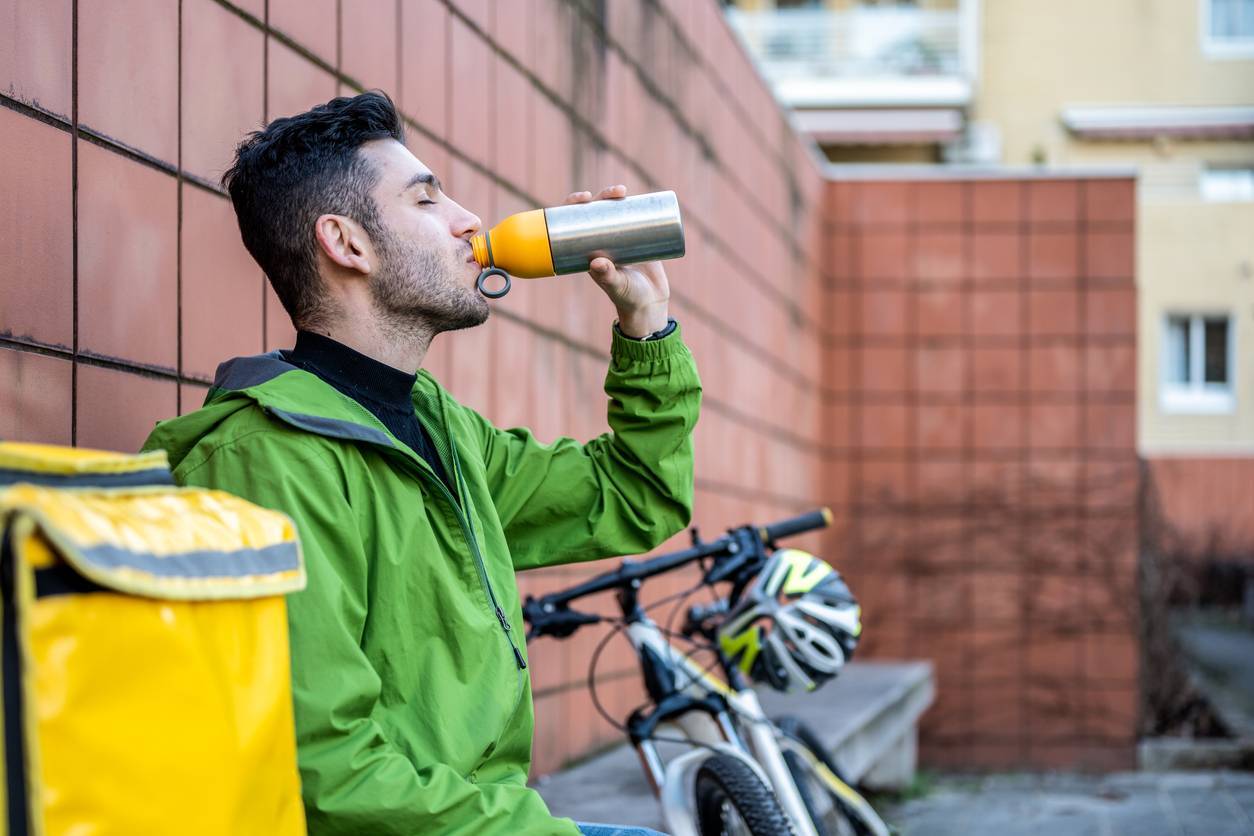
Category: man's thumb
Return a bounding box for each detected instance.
[589,257,615,280]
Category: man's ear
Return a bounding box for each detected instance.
[314,214,373,276]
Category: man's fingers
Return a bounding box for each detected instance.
[563,185,627,205]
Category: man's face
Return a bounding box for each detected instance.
[357,139,488,333]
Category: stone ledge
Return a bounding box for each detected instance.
[533,660,936,827]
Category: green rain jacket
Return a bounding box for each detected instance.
[142,325,701,835]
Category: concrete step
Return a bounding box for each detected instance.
[757,660,935,789]
[532,661,935,829]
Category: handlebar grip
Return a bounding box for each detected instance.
[758,507,832,543]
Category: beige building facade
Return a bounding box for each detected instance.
[977,0,1254,456]
[730,0,1254,456]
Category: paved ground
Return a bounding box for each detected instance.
[884,771,1254,836]
[1174,617,1254,737]
[539,748,1254,835]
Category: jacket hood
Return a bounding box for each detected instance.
[145,351,426,470]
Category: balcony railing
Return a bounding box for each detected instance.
[726,5,976,107]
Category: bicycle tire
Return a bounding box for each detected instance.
[774,716,888,836]
[693,753,794,836]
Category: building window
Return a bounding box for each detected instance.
[1162,313,1236,413]
[1203,0,1254,57]
[1200,165,1254,202]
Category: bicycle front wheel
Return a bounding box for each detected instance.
[774,716,890,836]
[693,754,793,836]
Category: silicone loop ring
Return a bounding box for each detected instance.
[476,267,511,299]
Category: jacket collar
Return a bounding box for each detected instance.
[208,351,448,473]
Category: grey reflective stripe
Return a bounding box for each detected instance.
[267,407,395,448]
[212,351,295,391]
[212,352,399,449]
[77,540,300,579]
[0,467,174,488]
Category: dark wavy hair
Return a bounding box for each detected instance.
[222,90,405,329]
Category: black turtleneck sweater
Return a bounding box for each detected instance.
[287,331,454,494]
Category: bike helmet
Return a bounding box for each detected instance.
[717,549,861,694]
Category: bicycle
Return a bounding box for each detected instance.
[524,509,891,836]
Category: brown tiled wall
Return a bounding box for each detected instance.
[823,177,1141,770]
[0,0,829,777]
[1145,458,1254,559]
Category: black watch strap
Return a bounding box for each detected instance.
[615,317,678,342]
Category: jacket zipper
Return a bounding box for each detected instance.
[259,396,529,779]
[257,400,525,671]
[414,414,526,672]
[443,428,533,782]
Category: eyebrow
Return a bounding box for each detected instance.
[402,171,442,194]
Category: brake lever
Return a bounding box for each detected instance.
[703,526,766,586]
[523,595,602,640]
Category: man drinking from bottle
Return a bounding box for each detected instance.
[143,91,698,836]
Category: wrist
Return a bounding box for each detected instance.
[615,304,669,339]
[614,317,677,342]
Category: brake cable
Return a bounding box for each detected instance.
[584,578,727,755]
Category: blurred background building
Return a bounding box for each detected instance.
[728,0,1254,562]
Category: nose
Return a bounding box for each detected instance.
[451,201,481,241]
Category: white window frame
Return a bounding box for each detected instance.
[1201,0,1254,59]
[1200,165,1254,202]
[1160,312,1237,414]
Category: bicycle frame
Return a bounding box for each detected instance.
[620,605,820,836]
[524,510,886,835]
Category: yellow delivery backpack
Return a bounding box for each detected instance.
[0,441,307,835]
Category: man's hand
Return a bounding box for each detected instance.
[563,185,671,338]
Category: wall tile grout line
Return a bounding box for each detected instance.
[694,477,819,513]
[1076,180,1090,739]
[849,208,863,599]
[1016,180,1031,762]
[70,0,79,445]
[960,181,975,756]
[903,183,919,691]
[176,0,184,417]
[0,94,228,197]
[261,0,270,351]
[487,0,500,425]
[394,0,402,122]
[1,337,184,382]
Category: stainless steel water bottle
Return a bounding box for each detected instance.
[470,190,686,298]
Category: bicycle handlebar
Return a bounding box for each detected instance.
[524,507,831,639]
[759,507,833,545]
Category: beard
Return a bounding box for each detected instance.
[368,224,490,336]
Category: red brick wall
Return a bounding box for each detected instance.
[0,0,830,777]
[823,176,1141,770]
[1145,458,1254,559]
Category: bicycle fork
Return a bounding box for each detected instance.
[622,620,820,836]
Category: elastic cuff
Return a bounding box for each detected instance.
[610,320,687,362]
